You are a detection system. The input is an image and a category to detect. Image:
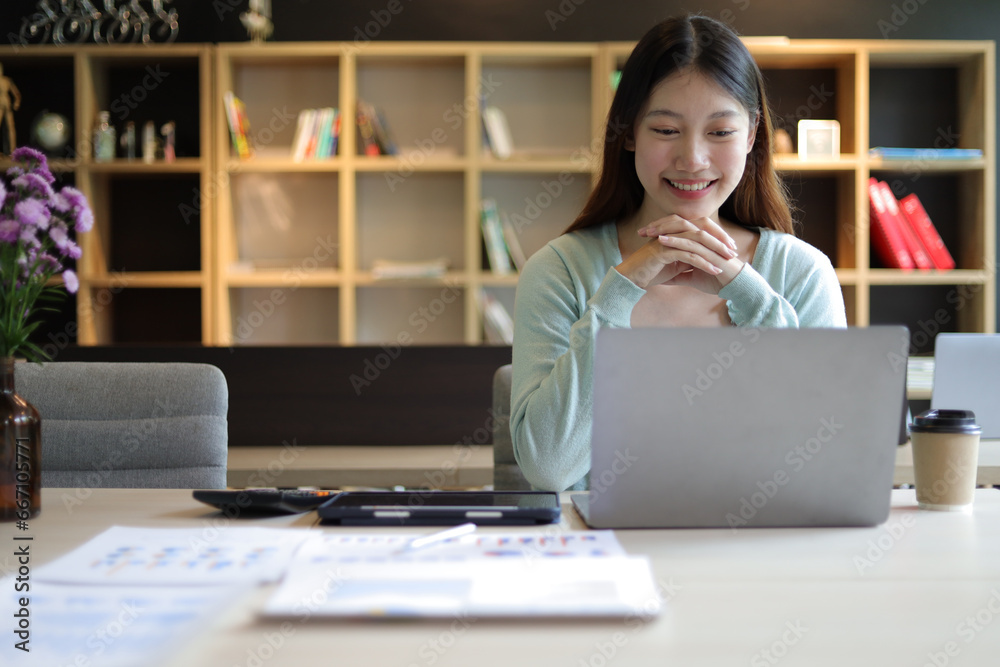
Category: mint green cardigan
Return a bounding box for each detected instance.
[510,222,848,491]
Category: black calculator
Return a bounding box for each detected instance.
[193,489,336,515]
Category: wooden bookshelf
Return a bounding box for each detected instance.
[2,38,994,348]
[0,44,214,346]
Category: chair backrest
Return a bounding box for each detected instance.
[492,364,531,490]
[14,361,229,489]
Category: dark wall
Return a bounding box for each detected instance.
[2,0,998,327]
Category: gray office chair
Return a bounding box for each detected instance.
[14,361,229,489]
[492,364,531,490]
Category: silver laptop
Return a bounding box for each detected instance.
[932,333,1000,439]
[572,326,908,529]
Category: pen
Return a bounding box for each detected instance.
[394,522,477,554]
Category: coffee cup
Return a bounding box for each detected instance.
[909,409,981,511]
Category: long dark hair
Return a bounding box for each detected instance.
[565,15,794,235]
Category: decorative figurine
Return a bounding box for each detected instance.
[0,64,22,156]
[241,0,273,43]
[121,120,136,160]
[142,120,156,163]
[160,120,175,162]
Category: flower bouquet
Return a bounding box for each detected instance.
[1,147,92,360]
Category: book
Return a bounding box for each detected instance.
[869,147,983,161]
[500,211,527,271]
[480,198,513,274]
[356,101,381,157]
[477,289,514,345]
[898,193,956,270]
[482,106,513,160]
[290,108,316,162]
[867,177,914,270]
[371,257,449,280]
[877,180,933,271]
[223,91,253,159]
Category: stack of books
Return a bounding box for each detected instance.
[291,108,340,161]
[867,178,955,271]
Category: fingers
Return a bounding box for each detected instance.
[639,215,738,252]
[656,236,725,275]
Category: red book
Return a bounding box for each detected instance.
[868,178,914,270]
[899,193,956,270]
[878,181,934,271]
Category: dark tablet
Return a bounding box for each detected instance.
[317,490,561,526]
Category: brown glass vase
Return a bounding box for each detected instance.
[0,358,41,521]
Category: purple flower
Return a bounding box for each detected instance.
[60,186,88,210]
[14,198,50,229]
[74,205,94,233]
[49,224,78,257]
[62,269,79,294]
[0,217,18,243]
[50,191,71,213]
[12,172,55,199]
[11,147,48,171]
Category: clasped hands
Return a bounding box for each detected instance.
[618,215,745,293]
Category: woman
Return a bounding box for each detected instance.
[510,15,847,492]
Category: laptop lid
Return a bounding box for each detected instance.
[932,333,1000,439]
[580,326,908,529]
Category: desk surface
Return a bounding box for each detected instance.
[8,488,1000,666]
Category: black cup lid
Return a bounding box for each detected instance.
[910,409,981,435]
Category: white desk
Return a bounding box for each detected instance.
[8,488,1000,666]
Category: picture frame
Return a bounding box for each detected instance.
[797,119,841,159]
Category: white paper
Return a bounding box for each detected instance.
[294,529,627,565]
[262,530,661,618]
[1,581,243,667]
[265,556,661,619]
[33,526,313,586]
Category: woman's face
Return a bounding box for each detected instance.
[628,68,756,224]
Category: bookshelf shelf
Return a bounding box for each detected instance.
[2,38,992,348]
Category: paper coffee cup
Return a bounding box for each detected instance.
[909,409,981,511]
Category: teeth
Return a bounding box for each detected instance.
[669,180,711,192]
